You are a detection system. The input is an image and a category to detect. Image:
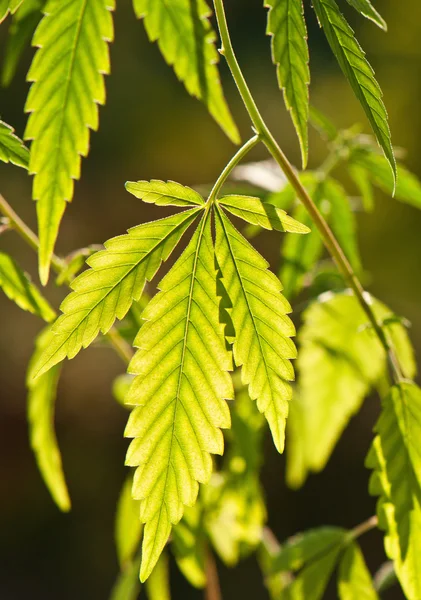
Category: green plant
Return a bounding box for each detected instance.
[1,0,421,598]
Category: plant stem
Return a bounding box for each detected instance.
[212,0,403,384]
[349,515,378,540]
[205,549,223,600]
[0,193,133,366]
[208,133,260,203]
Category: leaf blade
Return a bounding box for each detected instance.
[0,119,29,168]
[125,180,205,207]
[338,542,379,600]
[345,0,387,31]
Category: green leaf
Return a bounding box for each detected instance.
[345,0,387,31]
[125,213,233,581]
[1,0,44,87]
[0,0,22,22]
[265,0,310,167]
[55,245,100,286]
[0,119,29,168]
[366,382,421,600]
[110,552,141,600]
[27,327,70,512]
[351,151,421,209]
[286,544,343,599]
[309,105,339,142]
[113,374,135,409]
[24,0,115,284]
[349,164,374,212]
[115,474,142,569]
[125,180,205,207]
[215,206,296,453]
[258,529,292,600]
[287,292,416,488]
[133,0,239,144]
[312,0,395,181]
[31,209,200,379]
[338,542,379,599]
[218,195,310,233]
[145,552,171,600]
[172,502,207,588]
[0,252,55,321]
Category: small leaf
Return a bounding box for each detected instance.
[109,552,141,600]
[115,474,142,569]
[24,0,115,283]
[145,551,171,600]
[366,382,421,600]
[112,374,135,408]
[265,0,310,167]
[218,195,310,233]
[0,119,29,168]
[215,206,297,453]
[312,0,395,181]
[27,327,70,512]
[172,503,207,588]
[133,0,239,144]
[31,209,200,379]
[338,542,379,599]
[349,164,374,212]
[345,0,387,31]
[125,180,205,207]
[0,252,55,321]
[0,0,23,23]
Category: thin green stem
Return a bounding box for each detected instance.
[208,133,260,203]
[212,0,403,384]
[348,515,378,541]
[0,193,133,366]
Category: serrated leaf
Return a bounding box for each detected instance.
[27,328,70,512]
[0,252,55,321]
[1,0,44,87]
[24,0,115,284]
[133,0,239,144]
[312,0,395,180]
[345,0,387,31]
[287,292,416,488]
[0,119,29,168]
[31,209,200,379]
[265,0,310,167]
[125,213,233,581]
[215,206,296,453]
[0,0,22,22]
[338,542,379,600]
[115,474,142,569]
[366,382,421,600]
[125,180,205,207]
[145,551,171,600]
[218,195,310,234]
[55,245,100,286]
[172,502,207,588]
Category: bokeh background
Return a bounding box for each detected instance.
[1,0,420,598]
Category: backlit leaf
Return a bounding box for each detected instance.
[0,119,29,168]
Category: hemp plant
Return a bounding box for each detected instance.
[1,0,421,598]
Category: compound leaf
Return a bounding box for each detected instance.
[338,542,379,600]
[133,0,239,144]
[24,0,115,284]
[312,0,395,181]
[215,206,296,453]
[0,119,29,168]
[265,0,310,167]
[345,0,387,31]
[0,252,55,321]
[125,213,233,581]
[32,208,200,379]
[125,180,205,207]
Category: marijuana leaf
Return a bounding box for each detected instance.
[125,179,205,207]
[0,0,22,23]
[338,542,379,599]
[0,119,29,168]
[345,0,387,31]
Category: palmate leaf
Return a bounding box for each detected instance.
[215,206,296,453]
[124,213,233,581]
[366,383,421,600]
[0,0,22,22]
[133,0,239,145]
[0,252,55,321]
[312,0,395,181]
[345,0,387,31]
[24,0,115,284]
[338,542,379,600]
[31,208,200,379]
[27,327,70,512]
[265,0,310,167]
[0,119,29,168]
[125,180,205,207]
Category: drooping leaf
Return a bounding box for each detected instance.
[0,0,22,23]
[125,213,233,581]
[24,0,115,284]
[287,292,416,488]
[338,542,379,600]
[1,0,44,87]
[0,252,55,321]
[0,119,29,168]
[366,383,421,600]
[265,0,310,167]
[133,0,239,144]
[27,327,70,512]
[115,474,142,569]
[172,502,207,588]
[145,551,171,600]
[31,209,200,379]
[345,0,387,31]
[218,195,310,233]
[312,0,395,181]
[125,180,205,207]
[215,206,296,453]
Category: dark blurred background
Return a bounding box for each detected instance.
[0,0,420,598]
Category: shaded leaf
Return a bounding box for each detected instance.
[115,474,142,569]
[173,502,207,588]
[145,551,171,600]
[0,0,22,23]
[0,119,29,168]
[338,542,379,599]
[109,553,141,600]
